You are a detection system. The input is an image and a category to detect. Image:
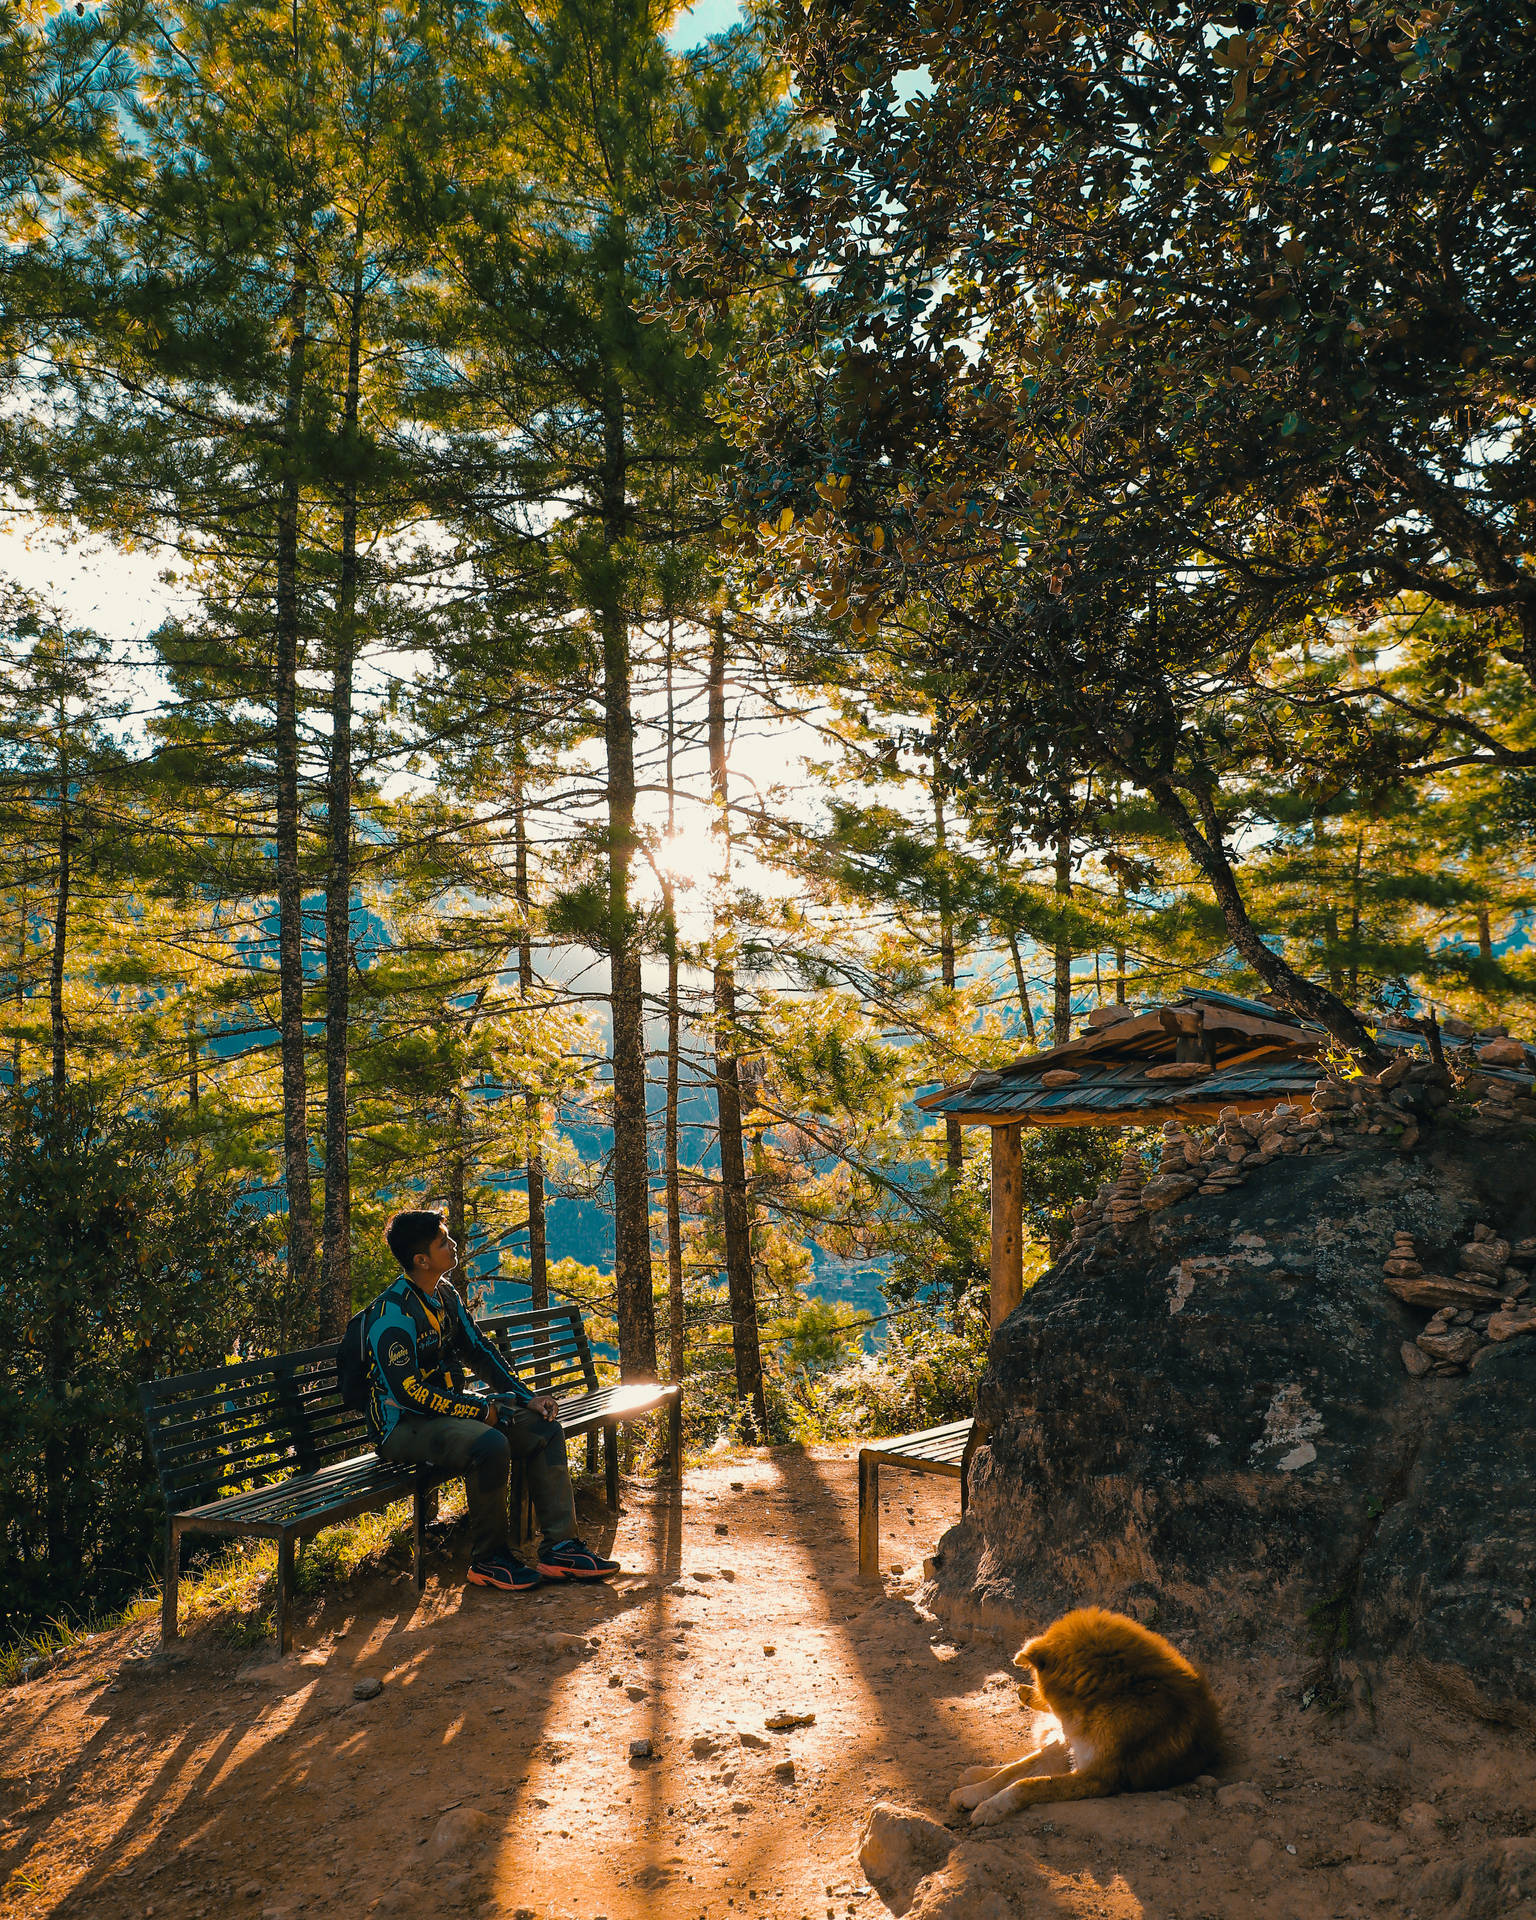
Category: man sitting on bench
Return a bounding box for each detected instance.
[364,1209,619,1594]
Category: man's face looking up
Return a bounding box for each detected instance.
[411,1225,458,1289]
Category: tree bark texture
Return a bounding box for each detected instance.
[512,753,549,1318]
[1053,810,1073,1044]
[447,1093,467,1255]
[599,379,657,1379]
[275,276,317,1317]
[662,638,685,1386]
[708,613,765,1431]
[49,718,69,1092]
[933,772,963,1182]
[320,249,363,1338]
[1007,932,1037,1043]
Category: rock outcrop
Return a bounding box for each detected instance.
[929,1125,1536,1728]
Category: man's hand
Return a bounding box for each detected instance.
[531,1394,561,1422]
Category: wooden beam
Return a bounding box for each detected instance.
[989,1122,1023,1329]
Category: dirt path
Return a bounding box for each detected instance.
[3,1445,1534,1920]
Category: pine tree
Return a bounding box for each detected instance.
[417,1,787,1378]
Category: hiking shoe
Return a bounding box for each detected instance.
[537,1538,620,1580]
[466,1552,542,1593]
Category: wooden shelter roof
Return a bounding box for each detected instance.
[919,990,1328,1128]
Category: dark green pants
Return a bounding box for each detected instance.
[379,1403,578,1562]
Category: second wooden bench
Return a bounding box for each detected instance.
[858,1417,982,1578]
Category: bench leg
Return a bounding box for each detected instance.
[858,1453,880,1579]
[276,1535,295,1655]
[162,1519,183,1643]
[604,1424,619,1511]
[414,1481,428,1593]
[668,1394,682,1485]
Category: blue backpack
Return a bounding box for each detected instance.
[336,1304,372,1413]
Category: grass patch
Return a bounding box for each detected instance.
[0,1599,155,1686]
[171,1484,472,1646]
[4,1485,475,1678]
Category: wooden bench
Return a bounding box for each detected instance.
[858,1417,982,1578]
[479,1302,681,1523]
[140,1344,453,1655]
[141,1302,681,1654]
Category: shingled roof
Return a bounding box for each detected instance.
[918,989,1328,1128]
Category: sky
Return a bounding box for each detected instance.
[667,0,745,46]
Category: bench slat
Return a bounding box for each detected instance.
[178,1467,430,1533]
[864,1419,975,1462]
[141,1344,340,1403]
[144,1372,343,1436]
[555,1384,678,1426]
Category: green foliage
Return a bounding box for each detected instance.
[788,1291,992,1443]
[692,0,1536,1059]
[1017,1127,1129,1250]
[0,1087,285,1638]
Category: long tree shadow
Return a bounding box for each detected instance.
[719,1446,1088,1919]
[34,1479,654,1920]
[485,1468,685,1914]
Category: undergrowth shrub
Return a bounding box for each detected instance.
[0,1087,286,1641]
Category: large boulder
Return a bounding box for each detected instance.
[929,1132,1536,1726]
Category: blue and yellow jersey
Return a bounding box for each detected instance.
[363,1274,529,1442]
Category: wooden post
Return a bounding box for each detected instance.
[858,1450,880,1578]
[162,1519,182,1643]
[989,1123,1023,1329]
[276,1535,295,1655]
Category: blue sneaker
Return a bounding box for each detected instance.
[537,1538,619,1580]
[467,1550,542,1593]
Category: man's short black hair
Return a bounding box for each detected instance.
[385,1209,444,1276]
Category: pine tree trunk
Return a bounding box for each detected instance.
[662,634,685,1386]
[447,1093,467,1254]
[1114,871,1128,1006]
[1477,906,1493,963]
[320,249,363,1338]
[275,276,317,1317]
[599,379,656,1379]
[1007,932,1036,1042]
[13,884,27,1099]
[187,1022,199,1109]
[664,922,684,1383]
[1053,810,1072,1044]
[933,772,962,1182]
[1151,776,1385,1064]
[49,717,69,1092]
[512,751,549,1317]
[708,613,765,1431]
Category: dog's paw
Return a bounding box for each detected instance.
[958,1764,999,1786]
[970,1794,1013,1828]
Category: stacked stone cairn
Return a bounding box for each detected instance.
[1385,1224,1536,1375]
[1062,1027,1535,1258]
[1106,1144,1150,1227]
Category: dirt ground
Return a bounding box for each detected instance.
[3,1443,1535,1920]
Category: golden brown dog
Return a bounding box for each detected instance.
[948,1606,1221,1827]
